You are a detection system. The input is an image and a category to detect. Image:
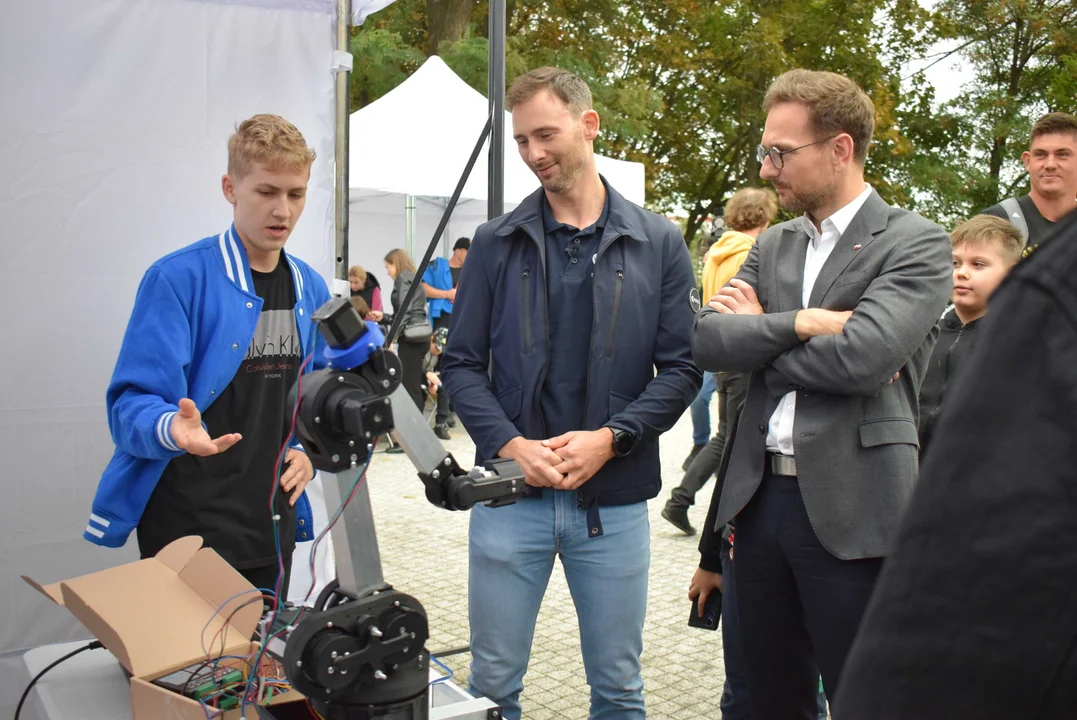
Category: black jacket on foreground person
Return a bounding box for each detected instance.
[834,210,1077,720]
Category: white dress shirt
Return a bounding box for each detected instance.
[766,184,873,455]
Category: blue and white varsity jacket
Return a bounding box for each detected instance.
[85,225,331,548]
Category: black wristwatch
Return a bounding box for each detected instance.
[609,427,636,458]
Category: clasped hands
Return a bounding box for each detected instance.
[498,429,615,490]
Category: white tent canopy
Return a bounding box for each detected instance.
[0,0,345,658]
[346,57,646,299]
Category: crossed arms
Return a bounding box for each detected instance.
[692,225,952,396]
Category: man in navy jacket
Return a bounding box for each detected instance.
[441,68,701,719]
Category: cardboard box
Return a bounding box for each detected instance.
[24,536,302,719]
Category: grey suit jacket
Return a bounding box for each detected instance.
[693,189,952,560]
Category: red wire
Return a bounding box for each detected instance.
[203,595,275,664]
[268,353,315,615]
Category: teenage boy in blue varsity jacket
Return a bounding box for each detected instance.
[85,115,331,596]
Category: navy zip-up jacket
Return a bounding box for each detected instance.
[441,181,702,508]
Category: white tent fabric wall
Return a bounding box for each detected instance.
[348,192,519,310]
[346,56,646,292]
[0,0,340,655]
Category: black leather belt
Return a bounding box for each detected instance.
[768,452,797,477]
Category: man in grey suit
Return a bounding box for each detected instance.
[688,69,952,718]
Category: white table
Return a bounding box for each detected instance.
[5,641,499,719]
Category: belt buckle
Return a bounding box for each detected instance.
[770,453,797,476]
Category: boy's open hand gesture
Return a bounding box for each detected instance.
[169,398,242,456]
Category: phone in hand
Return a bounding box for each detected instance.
[688,589,722,631]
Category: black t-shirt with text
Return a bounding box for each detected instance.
[138,260,300,569]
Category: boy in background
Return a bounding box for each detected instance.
[424,327,449,406]
[918,215,1024,456]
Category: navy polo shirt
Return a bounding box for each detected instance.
[540,191,610,438]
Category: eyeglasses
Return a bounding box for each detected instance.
[756,137,836,170]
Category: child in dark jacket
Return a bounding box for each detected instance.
[918,215,1024,456]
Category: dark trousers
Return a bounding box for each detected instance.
[721,537,829,720]
[670,371,749,510]
[432,313,452,424]
[240,550,294,604]
[734,471,882,719]
[720,541,752,720]
[397,336,427,410]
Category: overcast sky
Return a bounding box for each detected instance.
[909,0,975,105]
[910,44,973,106]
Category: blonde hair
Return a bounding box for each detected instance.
[952,216,1025,264]
[764,69,875,164]
[227,114,316,179]
[348,265,367,283]
[724,188,779,232]
[384,248,416,275]
[507,67,593,117]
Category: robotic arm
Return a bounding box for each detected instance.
[277,297,525,719]
[291,298,523,514]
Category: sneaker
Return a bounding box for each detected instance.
[682,444,705,471]
[434,424,451,440]
[447,416,457,428]
[661,505,696,536]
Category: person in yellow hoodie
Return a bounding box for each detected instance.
[663,187,778,536]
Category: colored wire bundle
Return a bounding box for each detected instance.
[239,352,314,715]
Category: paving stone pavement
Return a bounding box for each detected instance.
[362,404,737,719]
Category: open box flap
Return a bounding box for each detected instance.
[154,535,204,573]
[21,536,204,608]
[21,575,65,605]
[179,547,264,641]
[46,537,254,677]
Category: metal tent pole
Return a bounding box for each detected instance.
[334,0,352,281]
[487,0,506,221]
[405,194,416,258]
[386,117,493,347]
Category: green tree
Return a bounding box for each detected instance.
[931,0,1077,212]
[349,27,425,109]
[353,0,1071,240]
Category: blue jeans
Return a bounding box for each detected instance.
[690,371,717,446]
[468,491,650,720]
